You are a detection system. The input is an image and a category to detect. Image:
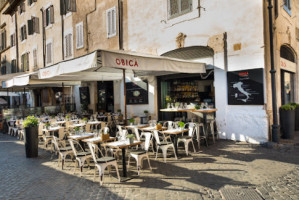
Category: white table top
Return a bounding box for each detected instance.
[87,121,101,125]
[68,133,95,140]
[55,121,66,124]
[70,123,86,127]
[42,127,61,132]
[125,124,148,129]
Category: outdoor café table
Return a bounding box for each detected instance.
[55,121,66,125]
[42,126,61,137]
[83,136,116,157]
[139,126,167,132]
[103,140,143,179]
[125,124,149,129]
[69,123,86,128]
[160,128,189,157]
[87,121,102,130]
[68,133,95,150]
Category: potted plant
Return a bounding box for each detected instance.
[117,109,121,113]
[82,117,88,124]
[74,127,80,135]
[156,121,162,130]
[23,116,39,158]
[65,114,70,121]
[44,122,51,130]
[128,118,135,126]
[127,134,135,144]
[144,110,149,116]
[194,105,201,110]
[280,104,296,139]
[290,103,299,131]
[101,128,110,141]
[178,121,185,130]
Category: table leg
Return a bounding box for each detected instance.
[122,148,127,177]
[171,135,179,157]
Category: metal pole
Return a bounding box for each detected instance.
[23,87,25,118]
[123,69,127,125]
[268,0,279,142]
[62,82,65,114]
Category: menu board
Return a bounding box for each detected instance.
[126,80,148,104]
[79,87,90,104]
[227,68,264,105]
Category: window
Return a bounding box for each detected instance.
[28,16,40,35]
[10,33,15,47]
[60,0,77,15]
[168,0,192,19]
[106,7,117,38]
[1,58,6,75]
[44,5,54,27]
[76,22,84,49]
[283,0,291,15]
[33,48,37,69]
[0,30,6,50]
[46,42,52,64]
[11,59,17,73]
[20,25,27,41]
[28,0,37,6]
[65,33,73,58]
[19,2,25,15]
[21,53,29,72]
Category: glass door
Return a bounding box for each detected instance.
[281,70,294,105]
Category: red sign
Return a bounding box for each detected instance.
[115,58,139,67]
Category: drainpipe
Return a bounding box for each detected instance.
[223,32,228,71]
[118,0,123,50]
[61,14,64,60]
[14,13,19,72]
[85,0,97,52]
[40,8,46,67]
[267,0,279,142]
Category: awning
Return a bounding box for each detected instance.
[38,50,206,80]
[2,72,81,88]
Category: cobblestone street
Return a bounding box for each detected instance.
[1,132,299,200]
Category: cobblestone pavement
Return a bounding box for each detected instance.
[1,132,299,200]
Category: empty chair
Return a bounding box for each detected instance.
[207,120,218,144]
[153,130,177,163]
[196,123,208,149]
[52,136,73,170]
[177,123,197,155]
[69,139,92,177]
[163,121,175,130]
[127,132,152,175]
[87,142,120,185]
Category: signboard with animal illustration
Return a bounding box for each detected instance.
[126,80,148,105]
[227,68,264,105]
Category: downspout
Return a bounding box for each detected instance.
[14,13,19,72]
[223,32,228,71]
[40,8,46,67]
[118,0,123,50]
[85,0,97,52]
[61,15,64,60]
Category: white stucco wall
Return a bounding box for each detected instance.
[126,0,268,143]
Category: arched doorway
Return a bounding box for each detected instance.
[280,45,297,105]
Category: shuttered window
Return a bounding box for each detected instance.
[1,58,6,75]
[28,0,37,6]
[20,25,27,41]
[76,22,84,49]
[60,0,77,15]
[28,17,40,35]
[46,42,52,64]
[10,33,15,47]
[11,59,17,73]
[21,53,29,72]
[45,5,54,27]
[168,0,192,19]
[106,7,117,38]
[33,48,37,69]
[0,30,6,50]
[19,2,25,15]
[65,33,73,58]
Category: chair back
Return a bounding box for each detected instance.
[153,130,161,145]
[85,123,91,132]
[87,142,103,164]
[38,123,44,136]
[133,127,140,141]
[143,132,152,151]
[58,127,65,140]
[52,136,61,152]
[163,121,174,130]
[187,123,197,137]
[68,139,78,157]
[135,117,141,125]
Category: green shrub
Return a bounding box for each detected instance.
[289,103,299,109]
[128,118,135,123]
[23,116,39,128]
[281,104,296,111]
[178,121,185,128]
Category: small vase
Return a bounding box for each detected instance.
[129,137,134,144]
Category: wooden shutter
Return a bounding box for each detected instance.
[106,9,111,37]
[43,8,47,27]
[11,59,16,73]
[28,19,34,35]
[50,6,55,24]
[27,0,31,6]
[26,53,29,71]
[112,8,116,35]
[34,17,40,33]
[76,22,83,48]
[24,25,27,39]
[10,34,13,47]
[33,49,37,68]
[0,32,2,50]
[3,30,6,49]
[21,54,24,72]
[60,0,66,15]
[67,0,76,12]
[46,43,52,64]
[65,35,69,57]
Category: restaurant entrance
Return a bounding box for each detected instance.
[97,81,114,112]
[157,71,215,121]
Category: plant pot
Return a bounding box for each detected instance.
[295,107,299,131]
[130,123,133,126]
[180,127,184,131]
[280,108,295,139]
[24,127,38,158]
[156,124,162,130]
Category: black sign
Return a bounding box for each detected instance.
[79,87,90,104]
[227,68,264,105]
[126,80,148,105]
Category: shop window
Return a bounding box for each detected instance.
[106,7,117,38]
[281,70,294,105]
[20,25,27,41]
[19,2,25,15]
[28,16,40,35]
[283,0,291,16]
[21,53,29,72]
[76,22,84,49]
[10,33,15,47]
[45,5,54,27]
[168,0,192,19]
[0,30,6,50]
[64,33,73,58]
[46,42,52,64]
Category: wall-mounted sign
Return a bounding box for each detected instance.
[126,80,148,105]
[280,57,296,73]
[227,68,264,105]
[79,87,90,105]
